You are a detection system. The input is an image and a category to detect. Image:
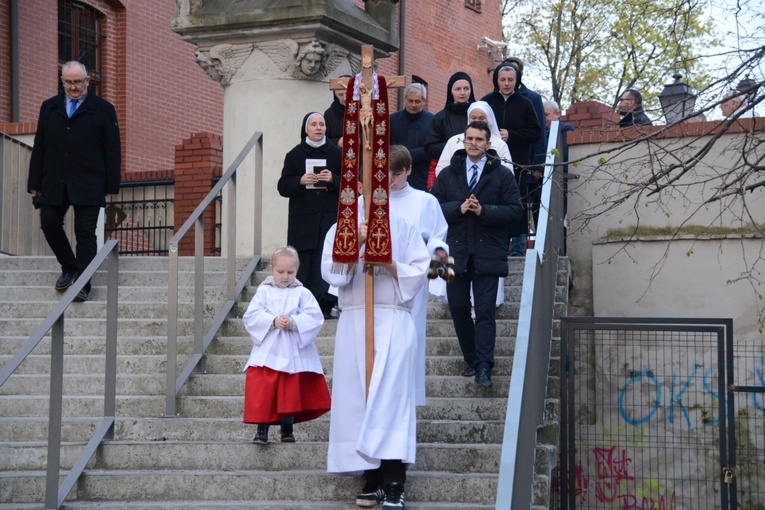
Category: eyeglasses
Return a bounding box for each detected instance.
[61,78,88,88]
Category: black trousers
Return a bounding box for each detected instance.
[365,459,407,485]
[446,255,499,370]
[40,198,100,292]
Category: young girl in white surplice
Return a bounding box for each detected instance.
[242,246,331,445]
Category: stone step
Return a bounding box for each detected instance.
[0,256,255,272]
[0,285,230,304]
[0,470,498,506]
[0,269,251,288]
[194,354,514,377]
[173,395,508,421]
[0,317,198,337]
[0,393,508,421]
[0,334,515,358]
[0,395,166,418]
[0,417,506,445]
[182,373,512,397]
[0,501,494,509]
[0,372,511,399]
[210,335,515,357]
[0,301,206,320]
[1,440,501,474]
[218,317,521,338]
[0,336,194,356]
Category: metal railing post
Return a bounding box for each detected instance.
[104,245,119,424]
[44,316,65,510]
[226,174,237,301]
[166,243,179,416]
[194,217,205,358]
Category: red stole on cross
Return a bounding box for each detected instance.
[332,73,392,274]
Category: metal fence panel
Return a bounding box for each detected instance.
[559,319,745,509]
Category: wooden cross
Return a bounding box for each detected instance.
[329,45,405,401]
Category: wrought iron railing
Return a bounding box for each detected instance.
[105,179,174,255]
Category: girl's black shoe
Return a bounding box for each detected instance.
[253,424,269,445]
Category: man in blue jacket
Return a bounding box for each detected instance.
[28,61,121,302]
[431,121,524,388]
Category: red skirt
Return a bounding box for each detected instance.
[243,366,331,425]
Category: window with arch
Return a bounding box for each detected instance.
[58,0,104,95]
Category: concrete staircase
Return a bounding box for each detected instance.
[0,255,566,509]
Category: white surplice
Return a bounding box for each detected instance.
[241,277,325,375]
[362,185,449,405]
[321,214,429,474]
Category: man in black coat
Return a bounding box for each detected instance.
[617,89,652,127]
[431,121,524,388]
[390,83,434,191]
[28,61,121,302]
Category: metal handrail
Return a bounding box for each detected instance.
[0,239,120,510]
[496,121,566,508]
[165,131,263,416]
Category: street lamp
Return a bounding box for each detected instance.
[658,73,696,124]
[736,74,760,102]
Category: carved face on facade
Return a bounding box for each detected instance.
[296,41,327,76]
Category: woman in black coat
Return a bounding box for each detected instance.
[277,112,342,315]
[424,71,477,161]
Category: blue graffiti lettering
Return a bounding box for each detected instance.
[619,371,661,426]
[702,366,720,425]
[668,365,697,428]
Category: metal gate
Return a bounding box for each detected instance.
[557,317,765,509]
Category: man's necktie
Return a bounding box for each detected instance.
[468,164,478,192]
[69,100,78,118]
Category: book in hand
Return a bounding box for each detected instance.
[305,159,329,189]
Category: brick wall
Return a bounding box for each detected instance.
[0,0,223,175]
[173,133,222,256]
[562,100,765,145]
[0,3,10,122]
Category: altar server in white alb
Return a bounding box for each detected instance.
[241,246,331,445]
[321,212,429,508]
[375,145,449,406]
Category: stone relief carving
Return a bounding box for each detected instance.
[258,39,351,81]
[195,43,255,86]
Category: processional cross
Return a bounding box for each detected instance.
[329,45,405,401]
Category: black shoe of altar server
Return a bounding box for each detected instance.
[356,481,385,507]
[382,482,405,509]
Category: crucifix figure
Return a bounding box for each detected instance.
[329,46,405,399]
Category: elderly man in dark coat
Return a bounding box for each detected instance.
[431,121,524,388]
[28,60,121,302]
[390,83,434,191]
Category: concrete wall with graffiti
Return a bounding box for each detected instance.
[562,328,765,509]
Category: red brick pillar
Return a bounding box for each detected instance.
[173,132,223,256]
[562,101,622,130]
